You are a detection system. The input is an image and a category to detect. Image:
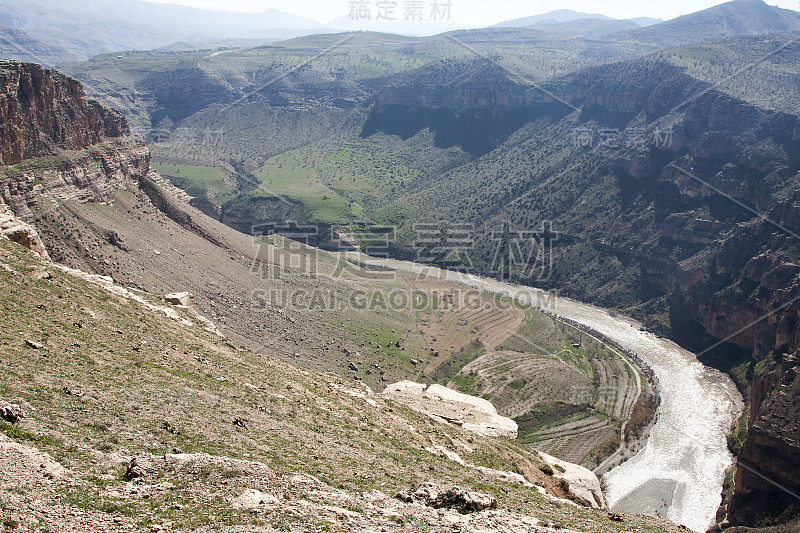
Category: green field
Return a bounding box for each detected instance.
[152,162,233,204]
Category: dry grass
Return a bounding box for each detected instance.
[0,236,685,532]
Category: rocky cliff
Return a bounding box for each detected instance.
[728,353,800,527]
[0,60,148,263]
[0,59,146,207]
[363,61,569,155]
[0,137,152,213]
[0,60,128,165]
[676,214,800,528]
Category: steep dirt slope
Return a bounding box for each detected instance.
[0,222,685,533]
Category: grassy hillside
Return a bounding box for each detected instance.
[0,233,684,532]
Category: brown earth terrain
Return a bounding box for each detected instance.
[0,59,678,532]
[0,235,685,533]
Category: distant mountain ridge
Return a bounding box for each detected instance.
[492,9,617,27]
[492,9,662,38]
[3,0,800,65]
[606,0,800,47]
[0,0,327,61]
[493,1,800,45]
[523,18,641,38]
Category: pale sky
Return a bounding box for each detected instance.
[141,0,800,27]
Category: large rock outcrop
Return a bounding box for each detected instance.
[395,482,497,513]
[0,60,128,165]
[0,137,152,214]
[728,353,800,526]
[383,381,518,439]
[0,202,49,259]
[538,452,608,510]
[0,60,146,220]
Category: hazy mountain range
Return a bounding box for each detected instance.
[492,8,662,38]
[610,0,800,46]
[0,0,327,61]
[5,0,800,65]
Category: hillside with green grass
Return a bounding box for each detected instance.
[50,14,800,529]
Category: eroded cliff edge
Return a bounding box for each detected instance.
[0,59,128,165]
[0,59,150,209]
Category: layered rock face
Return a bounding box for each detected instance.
[0,138,152,213]
[0,60,151,220]
[0,61,148,261]
[665,193,800,527]
[583,74,800,525]
[729,353,800,525]
[0,60,128,165]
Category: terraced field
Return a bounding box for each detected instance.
[521,331,641,468]
[407,277,526,371]
[407,275,643,469]
[460,352,587,416]
[532,415,618,465]
[592,354,639,420]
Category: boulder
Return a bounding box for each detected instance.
[538,452,607,510]
[0,204,50,260]
[0,401,24,424]
[165,292,194,306]
[231,489,279,510]
[395,482,496,513]
[124,455,156,481]
[24,339,44,349]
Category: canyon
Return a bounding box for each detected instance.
[0,59,689,532]
[3,3,800,526]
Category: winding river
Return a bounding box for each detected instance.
[344,253,744,532]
